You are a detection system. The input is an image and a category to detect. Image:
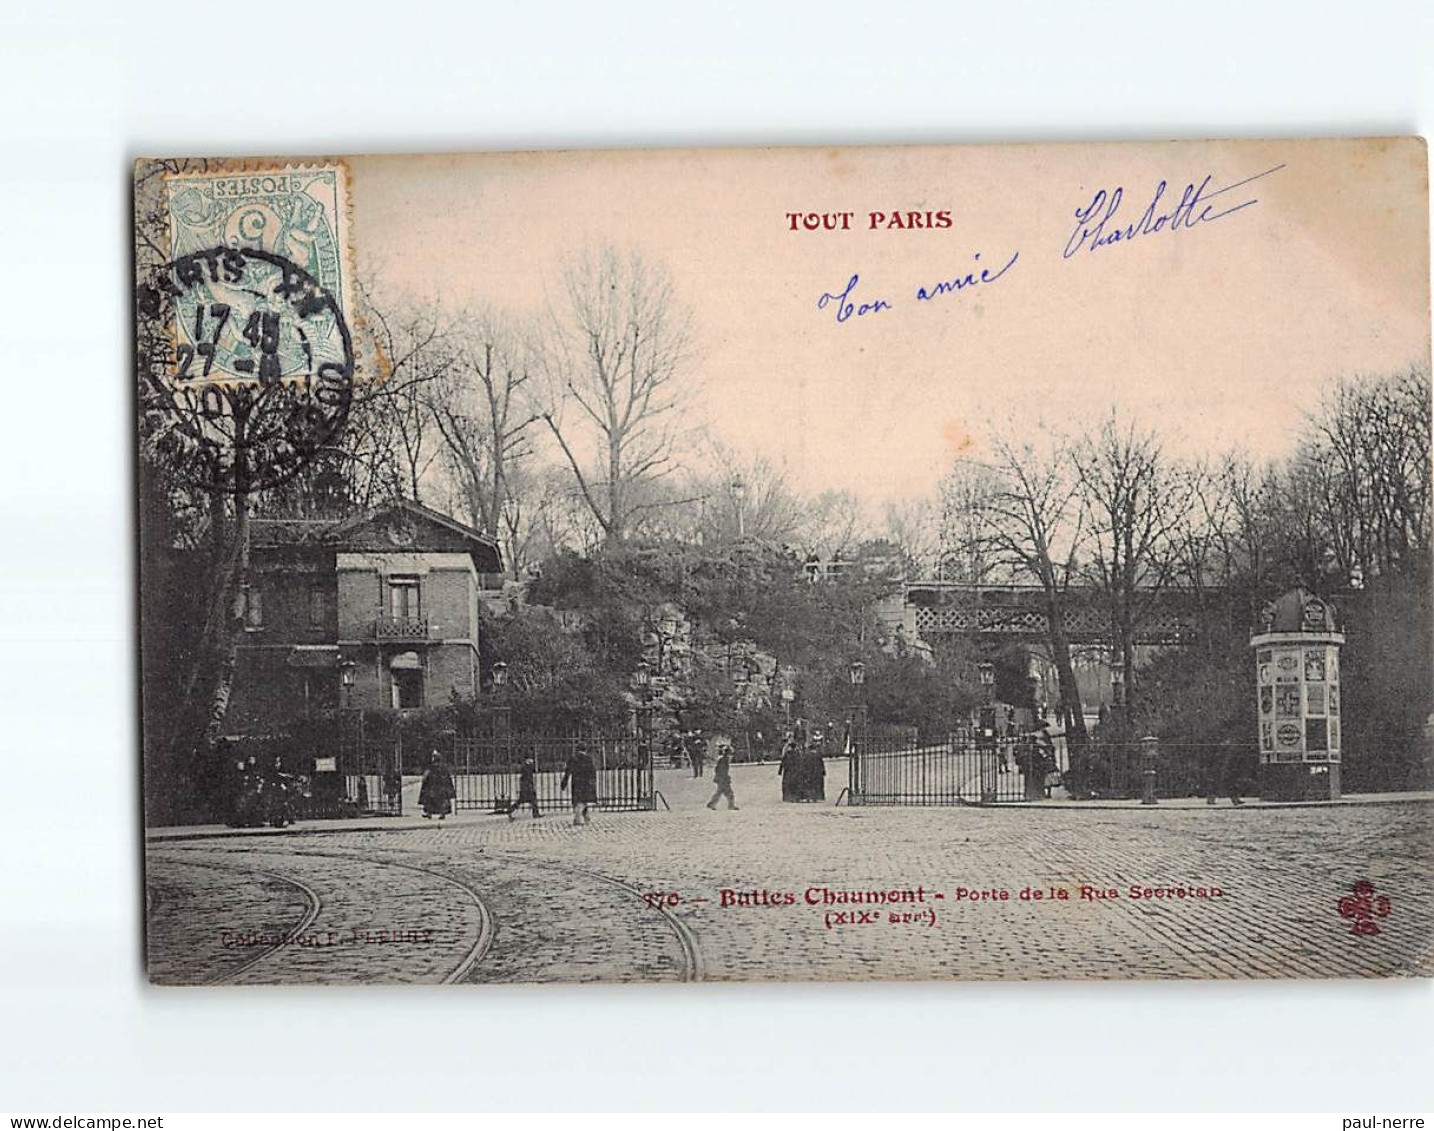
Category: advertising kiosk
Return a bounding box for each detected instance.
[1251,589,1344,801]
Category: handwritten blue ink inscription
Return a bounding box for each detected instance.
[1063,164,1285,259]
[916,250,1019,302]
[817,274,892,324]
[816,251,1020,326]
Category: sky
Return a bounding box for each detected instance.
[350,138,1429,507]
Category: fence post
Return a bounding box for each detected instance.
[1141,735,1159,805]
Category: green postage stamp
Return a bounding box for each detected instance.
[161,161,355,388]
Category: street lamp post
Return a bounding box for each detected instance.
[336,659,363,815]
[847,658,867,802]
[635,659,654,740]
[976,660,998,802]
[634,659,654,806]
[847,658,867,743]
[731,473,747,540]
[977,661,996,703]
[490,660,511,782]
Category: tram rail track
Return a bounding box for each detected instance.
[150,845,496,985]
[149,854,325,986]
[482,850,705,983]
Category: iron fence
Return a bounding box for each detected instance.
[848,735,1259,806]
[282,715,653,817]
[449,733,654,813]
[1076,741,1251,800]
[848,735,1050,805]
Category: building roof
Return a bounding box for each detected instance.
[1254,588,1341,635]
[251,499,502,573]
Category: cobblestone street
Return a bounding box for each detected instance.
[146,764,1434,986]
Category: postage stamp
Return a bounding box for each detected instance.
[161,162,355,387]
[134,161,360,494]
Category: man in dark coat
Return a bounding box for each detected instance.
[561,745,598,826]
[418,752,456,820]
[706,746,739,810]
[507,757,541,820]
[1205,737,1246,806]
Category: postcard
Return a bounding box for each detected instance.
[135,138,1432,984]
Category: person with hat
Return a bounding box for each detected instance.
[418,751,456,821]
[778,732,800,802]
[706,744,739,811]
[507,757,542,820]
[560,744,598,827]
[1034,719,1058,799]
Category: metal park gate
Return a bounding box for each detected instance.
[449,733,654,814]
[847,735,1051,805]
[288,712,655,817]
[334,712,403,815]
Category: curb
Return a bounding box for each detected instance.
[148,792,1434,842]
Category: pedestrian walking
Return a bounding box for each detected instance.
[258,755,298,828]
[507,757,542,820]
[690,737,706,778]
[418,751,456,820]
[560,744,598,826]
[706,745,739,810]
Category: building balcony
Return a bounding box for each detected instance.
[373,614,430,642]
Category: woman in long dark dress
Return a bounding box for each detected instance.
[778,737,800,802]
[806,738,827,802]
[419,752,456,820]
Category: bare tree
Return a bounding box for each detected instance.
[1304,369,1432,585]
[541,247,694,544]
[133,158,256,807]
[361,290,458,502]
[429,312,541,575]
[883,496,940,580]
[669,437,811,546]
[525,464,604,561]
[1073,412,1188,719]
[806,489,868,560]
[963,438,1091,750]
[937,463,1003,584]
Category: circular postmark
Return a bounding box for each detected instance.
[137,245,355,494]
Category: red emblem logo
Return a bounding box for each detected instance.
[1338,879,1392,936]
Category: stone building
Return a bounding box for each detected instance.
[226,500,501,733]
